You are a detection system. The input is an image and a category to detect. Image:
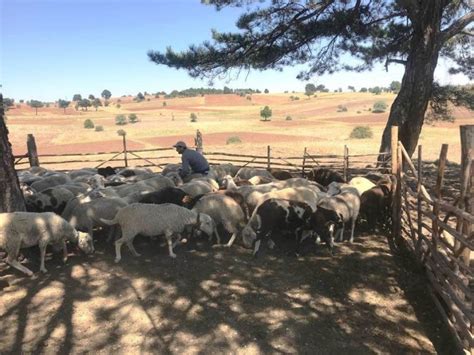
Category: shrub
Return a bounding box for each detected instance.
[226,136,242,144]
[372,101,387,113]
[115,114,127,125]
[286,115,292,121]
[357,110,361,114]
[104,100,109,107]
[117,129,126,136]
[163,101,167,107]
[95,125,104,132]
[190,112,198,122]
[350,126,373,139]
[84,119,94,129]
[260,106,272,121]
[116,104,121,109]
[337,105,348,112]
[128,113,138,123]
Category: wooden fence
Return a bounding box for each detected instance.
[394,125,473,352]
[13,134,390,177]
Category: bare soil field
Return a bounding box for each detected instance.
[6,92,472,163]
[0,232,458,354]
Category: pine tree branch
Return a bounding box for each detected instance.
[439,11,474,44]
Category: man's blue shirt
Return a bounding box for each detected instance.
[180,149,209,177]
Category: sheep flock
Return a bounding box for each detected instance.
[1,164,394,276]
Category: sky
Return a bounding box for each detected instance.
[1,0,471,102]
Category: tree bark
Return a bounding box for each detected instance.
[0,94,26,212]
[379,1,443,160]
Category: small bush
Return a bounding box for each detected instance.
[117,129,126,136]
[163,101,167,107]
[115,114,127,125]
[286,115,292,121]
[337,105,348,112]
[128,113,138,123]
[95,125,104,132]
[372,101,387,113]
[226,136,242,144]
[356,110,361,114]
[350,126,373,139]
[104,100,109,107]
[190,113,198,122]
[84,119,94,129]
[116,104,121,109]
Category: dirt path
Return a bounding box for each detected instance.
[0,233,458,354]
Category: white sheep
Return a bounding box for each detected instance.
[247,187,322,213]
[349,176,376,195]
[235,167,275,180]
[191,194,246,247]
[0,212,94,276]
[101,203,216,261]
[179,180,218,197]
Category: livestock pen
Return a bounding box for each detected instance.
[2,127,471,353]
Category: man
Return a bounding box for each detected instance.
[173,141,209,181]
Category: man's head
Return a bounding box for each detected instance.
[173,141,187,154]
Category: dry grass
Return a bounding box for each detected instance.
[6,92,472,163]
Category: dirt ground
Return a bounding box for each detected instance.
[0,231,459,354]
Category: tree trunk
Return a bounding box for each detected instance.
[0,95,26,212]
[35,107,38,115]
[378,2,443,160]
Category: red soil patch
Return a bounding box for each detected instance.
[18,140,146,155]
[204,95,250,106]
[327,114,389,124]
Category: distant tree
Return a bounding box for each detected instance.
[3,98,14,111]
[117,129,126,137]
[256,89,261,94]
[29,100,44,115]
[104,100,109,107]
[360,87,368,93]
[305,83,316,98]
[78,98,91,111]
[190,112,198,122]
[223,86,233,94]
[260,106,272,121]
[389,81,401,93]
[115,114,127,125]
[95,125,104,132]
[264,88,269,94]
[286,115,292,121]
[19,99,24,103]
[92,98,102,111]
[84,119,94,129]
[338,88,342,92]
[372,86,382,95]
[58,99,70,113]
[101,89,112,100]
[316,84,326,92]
[72,94,82,102]
[128,113,138,123]
[163,101,167,107]
[348,85,356,92]
[136,92,145,101]
[88,94,95,100]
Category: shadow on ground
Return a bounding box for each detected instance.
[0,230,460,354]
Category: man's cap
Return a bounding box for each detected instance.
[173,141,187,148]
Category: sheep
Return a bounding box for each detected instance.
[118,167,153,177]
[359,176,394,231]
[179,180,218,197]
[67,168,97,180]
[164,172,184,186]
[100,203,216,261]
[162,163,182,176]
[349,176,376,196]
[316,188,360,243]
[208,164,240,180]
[0,212,94,276]
[307,168,345,186]
[25,187,75,215]
[191,194,247,247]
[62,196,128,239]
[137,187,191,206]
[235,167,275,180]
[241,198,316,256]
[111,175,175,201]
[97,166,117,178]
[246,187,322,214]
[30,173,72,192]
[269,169,293,180]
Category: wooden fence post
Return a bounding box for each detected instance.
[459,126,473,265]
[27,134,40,167]
[267,145,271,170]
[195,129,203,155]
[391,126,398,174]
[415,145,423,258]
[302,147,307,177]
[432,144,449,250]
[343,145,349,181]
